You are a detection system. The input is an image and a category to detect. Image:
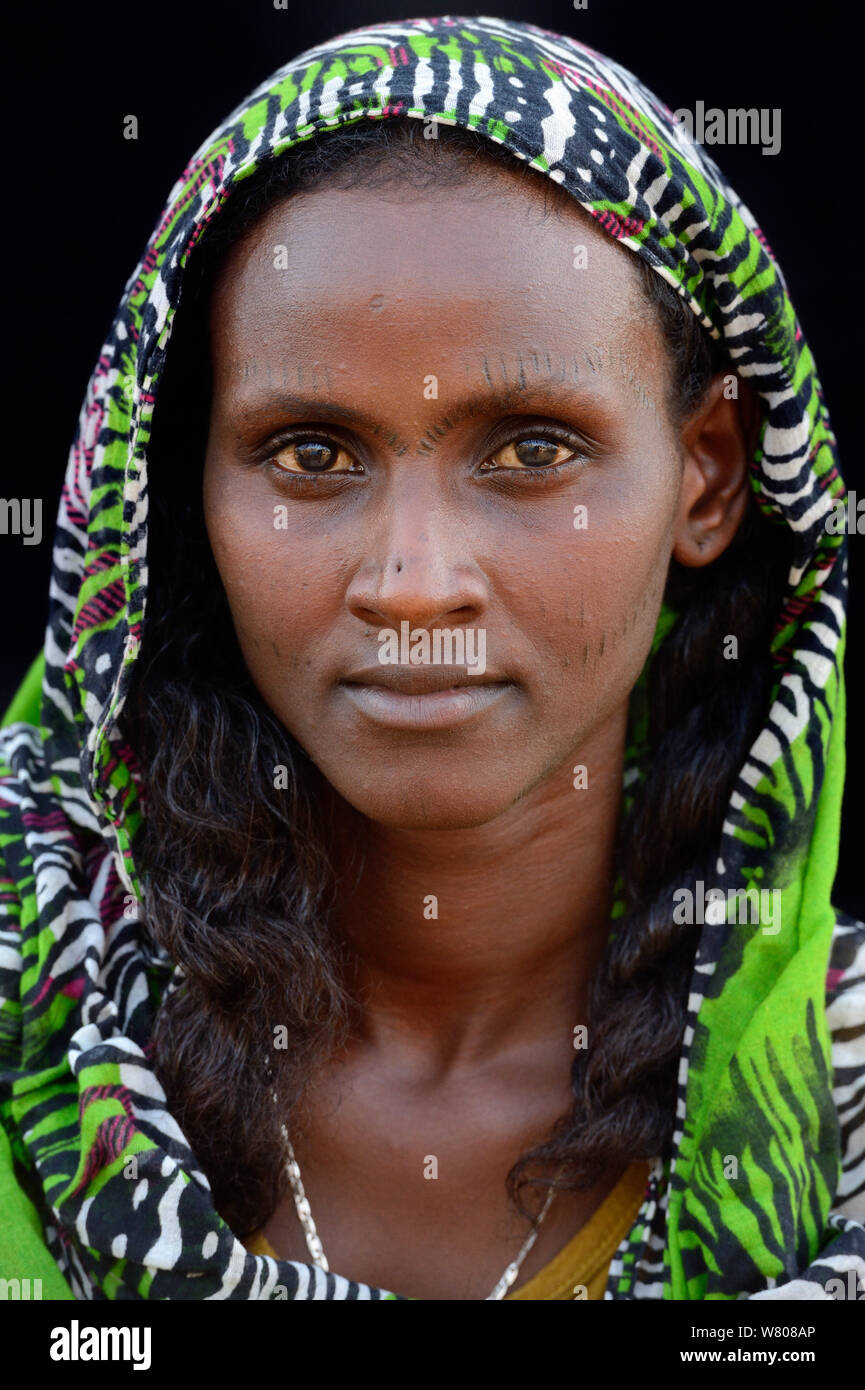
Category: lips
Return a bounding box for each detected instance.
[337,665,514,730]
[340,664,506,696]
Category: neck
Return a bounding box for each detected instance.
[324,706,627,1073]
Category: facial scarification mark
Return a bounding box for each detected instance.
[415,341,664,459]
[579,342,661,422]
[233,361,342,395]
[620,602,639,643]
[416,351,578,456]
[271,343,662,462]
[415,379,522,457]
[246,365,417,456]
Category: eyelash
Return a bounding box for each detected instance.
[259,426,593,488]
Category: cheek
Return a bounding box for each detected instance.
[588,501,672,641]
[201,464,335,674]
[519,475,675,727]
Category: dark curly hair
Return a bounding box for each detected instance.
[122,116,796,1236]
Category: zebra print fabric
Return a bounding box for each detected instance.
[1,13,863,1300]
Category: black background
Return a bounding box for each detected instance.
[3,0,861,916]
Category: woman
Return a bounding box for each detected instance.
[1,13,863,1302]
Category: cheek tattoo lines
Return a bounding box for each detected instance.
[574,565,664,675]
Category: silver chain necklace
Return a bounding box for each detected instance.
[273,1091,558,1300]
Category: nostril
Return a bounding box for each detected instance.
[395,561,403,574]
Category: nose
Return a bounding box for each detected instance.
[344,482,489,630]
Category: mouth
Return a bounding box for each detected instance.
[338,666,515,730]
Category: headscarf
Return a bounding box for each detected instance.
[1,13,864,1300]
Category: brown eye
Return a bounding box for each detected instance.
[483,437,576,471]
[272,440,359,474]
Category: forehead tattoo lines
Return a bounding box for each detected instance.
[416,343,660,456]
[227,357,335,393]
[228,358,414,454]
[226,342,660,457]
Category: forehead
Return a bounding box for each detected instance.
[208,169,662,395]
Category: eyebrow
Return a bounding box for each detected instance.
[232,373,620,450]
[235,390,400,436]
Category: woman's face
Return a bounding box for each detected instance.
[203,164,690,830]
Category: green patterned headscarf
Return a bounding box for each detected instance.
[1,13,863,1300]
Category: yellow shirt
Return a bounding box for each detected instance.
[243,1159,650,1300]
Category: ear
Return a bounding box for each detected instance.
[671,371,761,567]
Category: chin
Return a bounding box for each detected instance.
[325,772,519,832]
